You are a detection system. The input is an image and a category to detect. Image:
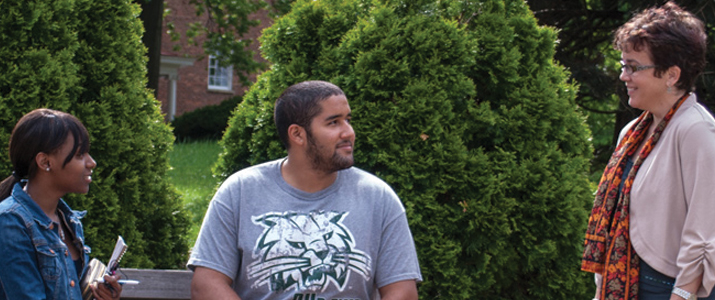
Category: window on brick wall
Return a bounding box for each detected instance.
[208,55,233,91]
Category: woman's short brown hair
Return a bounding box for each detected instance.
[613,1,707,91]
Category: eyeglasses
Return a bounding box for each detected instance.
[620,61,657,75]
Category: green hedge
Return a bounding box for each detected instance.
[216,0,595,298]
[0,0,189,268]
[172,96,242,141]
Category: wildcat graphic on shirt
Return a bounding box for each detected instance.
[247,210,371,292]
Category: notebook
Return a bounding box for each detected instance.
[80,236,127,300]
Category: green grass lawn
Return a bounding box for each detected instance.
[167,139,222,245]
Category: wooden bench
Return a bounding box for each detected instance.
[118,269,192,300]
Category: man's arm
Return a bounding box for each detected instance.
[191,266,242,300]
[378,280,418,300]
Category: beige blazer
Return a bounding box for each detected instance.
[625,94,715,297]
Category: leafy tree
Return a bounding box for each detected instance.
[216,0,594,298]
[138,0,165,93]
[0,0,189,268]
[136,0,273,94]
[529,0,715,174]
[162,0,268,86]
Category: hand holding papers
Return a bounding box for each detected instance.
[81,236,136,300]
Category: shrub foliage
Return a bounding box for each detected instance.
[216,0,594,298]
[172,96,242,141]
[0,0,189,268]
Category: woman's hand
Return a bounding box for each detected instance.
[594,273,603,300]
[91,274,123,300]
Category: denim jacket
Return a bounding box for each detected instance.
[0,182,91,300]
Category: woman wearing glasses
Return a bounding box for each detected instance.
[581,2,715,300]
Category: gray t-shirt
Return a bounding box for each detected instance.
[188,159,422,300]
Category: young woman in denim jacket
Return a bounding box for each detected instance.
[0,109,122,300]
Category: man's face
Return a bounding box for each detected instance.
[305,95,355,173]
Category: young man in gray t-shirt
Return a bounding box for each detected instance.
[188,81,422,300]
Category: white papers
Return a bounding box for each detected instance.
[107,236,127,273]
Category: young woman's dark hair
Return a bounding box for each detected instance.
[0,108,90,199]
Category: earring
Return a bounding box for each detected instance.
[46,167,50,172]
[667,86,672,93]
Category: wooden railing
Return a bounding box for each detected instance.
[118,269,192,300]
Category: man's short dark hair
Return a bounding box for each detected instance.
[274,80,345,149]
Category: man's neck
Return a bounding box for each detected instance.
[280,157,338,193]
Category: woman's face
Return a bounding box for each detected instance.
[619,48,670,113]
[47,134,96,195]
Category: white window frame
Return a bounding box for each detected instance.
[208,54,233,92]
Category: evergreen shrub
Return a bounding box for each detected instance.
[0,0,189,268]
[216,0,595,298]
[172,96,242,141]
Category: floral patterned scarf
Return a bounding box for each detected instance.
[581,93,689,300]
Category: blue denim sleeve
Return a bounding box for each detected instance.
[0,212,49,299]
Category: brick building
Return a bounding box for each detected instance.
[157,0,272,120]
